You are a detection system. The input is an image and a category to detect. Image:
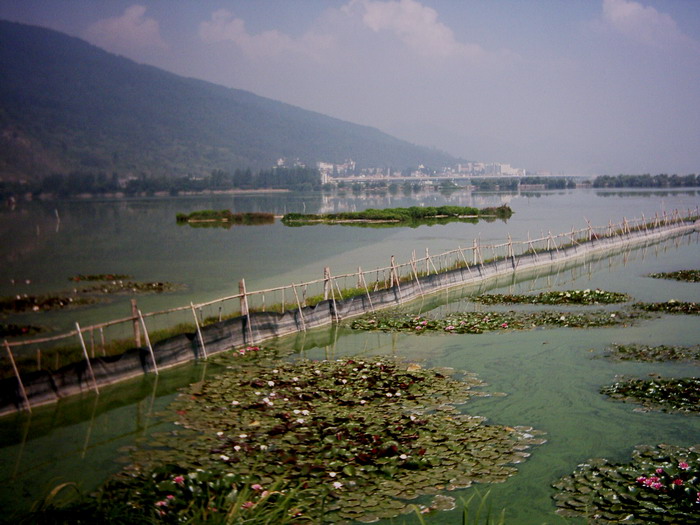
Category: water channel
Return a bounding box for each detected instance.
[0,188,699,523]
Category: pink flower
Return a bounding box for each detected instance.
[166,494,175,500]
[173,475,185,485]
[501,322,508,328]
[673,478,683,486]
[656,468,664,474]
[251,484,263,491]
[155,500,168,507]
[679,461,690,470]
[651,482,663,490]
[636,476,647,484]
[241,501,255,509]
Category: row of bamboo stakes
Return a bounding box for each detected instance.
[3,208,698,412]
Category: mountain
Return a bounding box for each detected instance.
[0,20,459,181]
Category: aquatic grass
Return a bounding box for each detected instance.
[281,205,513,226]
[600,377,700,414]
[553,444,700,523]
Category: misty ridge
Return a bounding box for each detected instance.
[0,19,458,183]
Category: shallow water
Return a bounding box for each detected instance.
[0,188,699,523]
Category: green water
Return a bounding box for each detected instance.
[0,188,699,523]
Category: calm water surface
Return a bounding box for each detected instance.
[0,188,699,523]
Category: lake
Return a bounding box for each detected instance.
[0,187,699,523]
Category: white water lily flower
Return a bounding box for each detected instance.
[329,472,337,477]
[216,431,224,437]
[267,381,275,387]
[332,481,343,490]
[220,454,230,461]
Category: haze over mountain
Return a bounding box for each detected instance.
[0,20,458,181]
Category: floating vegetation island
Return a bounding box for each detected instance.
[1,275,181,315]
[553,444,700,523]
[351,309,647,334]
[473,289,630,305]
[52,351,546,523]
[648,269,700,283]
[603,343,700,363]
[601,377,700,414]
[176,210,275,227]
[634,300,700,315]
[281,205,513,227]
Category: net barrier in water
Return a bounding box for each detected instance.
[1,210,698,415]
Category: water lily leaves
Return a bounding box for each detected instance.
[634,300,700,315]
[115,354,544,523]
[648,269,700,283]
[601,377,700,414]
[602,343,700,363]
[475,289,630,305]
[553,444,700,523]
[350,308,648,335]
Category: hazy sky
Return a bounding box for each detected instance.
[2,0,700,175]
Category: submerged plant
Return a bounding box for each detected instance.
[601,377,700,414]
[553,444,700,523]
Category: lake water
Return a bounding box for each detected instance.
[0,188,699,523]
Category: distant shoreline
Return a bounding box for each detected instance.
[25,188,292,201]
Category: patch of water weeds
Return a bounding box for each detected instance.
[634,300,700,315]
[350,309,649,334]
[602,343,700,364]
[601,377,700,414]
[648,269,700,283]
[553,444,700,524]
[99,348,546,523]
[473,289,630,306]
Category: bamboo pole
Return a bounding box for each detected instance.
[75,322,99,394]
[357,269,375,312]
[239,279,254,344]
[291,283,307,331]
[323,267,331,300]
[4,340,31,412]
[131,299,141,348]
[137,311,158,375]
[326,270,340,323]
[409,254,424,296]
[191,302,207,359]
[391,255,403,304]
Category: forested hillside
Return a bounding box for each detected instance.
[0,20,457,181]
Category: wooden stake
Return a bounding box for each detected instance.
[4,340,31,412]
[239,279,254,343]
[137,311,158,375]
[291,283,307,331]
[191,302,207,359]
[75,322,99,394]
[131,298,141,348]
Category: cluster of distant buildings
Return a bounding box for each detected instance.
[276,157,536,184]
